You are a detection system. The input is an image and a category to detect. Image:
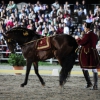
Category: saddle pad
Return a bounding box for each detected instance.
[37,37,51,50]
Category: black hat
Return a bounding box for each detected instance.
[85,22,92,28]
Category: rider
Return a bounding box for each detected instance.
[75,22,100,90]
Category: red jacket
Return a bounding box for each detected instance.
[77,30,100,69]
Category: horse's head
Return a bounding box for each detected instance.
[2,26,41,53]
[2,30,16,53]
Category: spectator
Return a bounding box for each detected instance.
[34,21,39,29]
[36,0,41,7]
[20,18,27,27]
[44,4,50,16]
[64,17,72,28]
[86,15,93,23]
[14,8,20,21]
[52,0,60,10]
[28,10,36,22]
[74,27,81,36]
[63,10,70,18]
[38,16,44,25]
[60,18,64,25]
[57,5,64,16]
[88,10,96,22]
[48,24,55,36]
[22,5,29,15]
[0,9,6,18]
[6,17,14,28]
[9,13,16,21]
[63,23,69,34]
[93,21,100,39]
[81,0,87,15]
[27,19,33,29]
[6,1,17,13]
[94,5,99,15]
[0,0,6,12]
[34,4,40,13]
[27,2,33,11]
[56,23,63,34]
[19,9,27,21]
[42,27,49,36]
[64,1,71,14]
[49,5,56,18]
[36,24,43,35]
[74,1,81,14]
[42,21,47,29]
[53,18,58,26]
[13,20,20,27]
[64,1,70,11]
[6,1,12,11]
[78,7,83,16]
[10,1,17,12]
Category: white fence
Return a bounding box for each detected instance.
[0,45,100,63]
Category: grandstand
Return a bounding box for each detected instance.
[0,1,100,63]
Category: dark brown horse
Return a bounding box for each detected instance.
[3,27,78,88]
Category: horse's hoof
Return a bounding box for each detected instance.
[59,85,64,93]
[42,82,45,86]
[20,84,24,87]
[20,83,27,87]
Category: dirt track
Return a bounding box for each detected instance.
[0,75,100,100]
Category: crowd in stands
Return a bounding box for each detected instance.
[0,0,100,58]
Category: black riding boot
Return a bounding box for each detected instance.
[82,70,92,88]
[91,72,98,90]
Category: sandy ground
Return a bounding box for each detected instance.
[0,75,100,100]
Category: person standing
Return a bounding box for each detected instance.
[75,22,100,90]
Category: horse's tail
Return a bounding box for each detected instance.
[66,39,78,79]
[65,37,78,81]
[59,51,77,85]
[67,52,77,76]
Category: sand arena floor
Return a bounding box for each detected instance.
[0,75,100,100]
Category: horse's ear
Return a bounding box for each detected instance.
[23,31,28,36]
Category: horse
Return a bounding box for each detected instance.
[3,26,78,88]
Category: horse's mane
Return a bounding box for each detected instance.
[5,26,42,38]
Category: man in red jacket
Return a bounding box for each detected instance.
[75,22,100,90]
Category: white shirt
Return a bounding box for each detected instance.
[63,26,69,34]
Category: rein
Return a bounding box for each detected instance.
[20,36,51,47]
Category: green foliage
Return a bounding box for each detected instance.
[38,61,59,66]
[8,53,26,66]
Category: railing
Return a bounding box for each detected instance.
[1,45,100,63]
[0,45,79,63]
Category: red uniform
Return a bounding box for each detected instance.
[77,30,100,69]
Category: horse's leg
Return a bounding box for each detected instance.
[59,53,76,86]
[33,62,45,86]
[20,59,32,87]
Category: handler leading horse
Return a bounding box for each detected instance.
[3,27,78,88]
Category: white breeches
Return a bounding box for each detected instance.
[82,68,98,73]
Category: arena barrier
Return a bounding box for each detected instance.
[1,45,100,63]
